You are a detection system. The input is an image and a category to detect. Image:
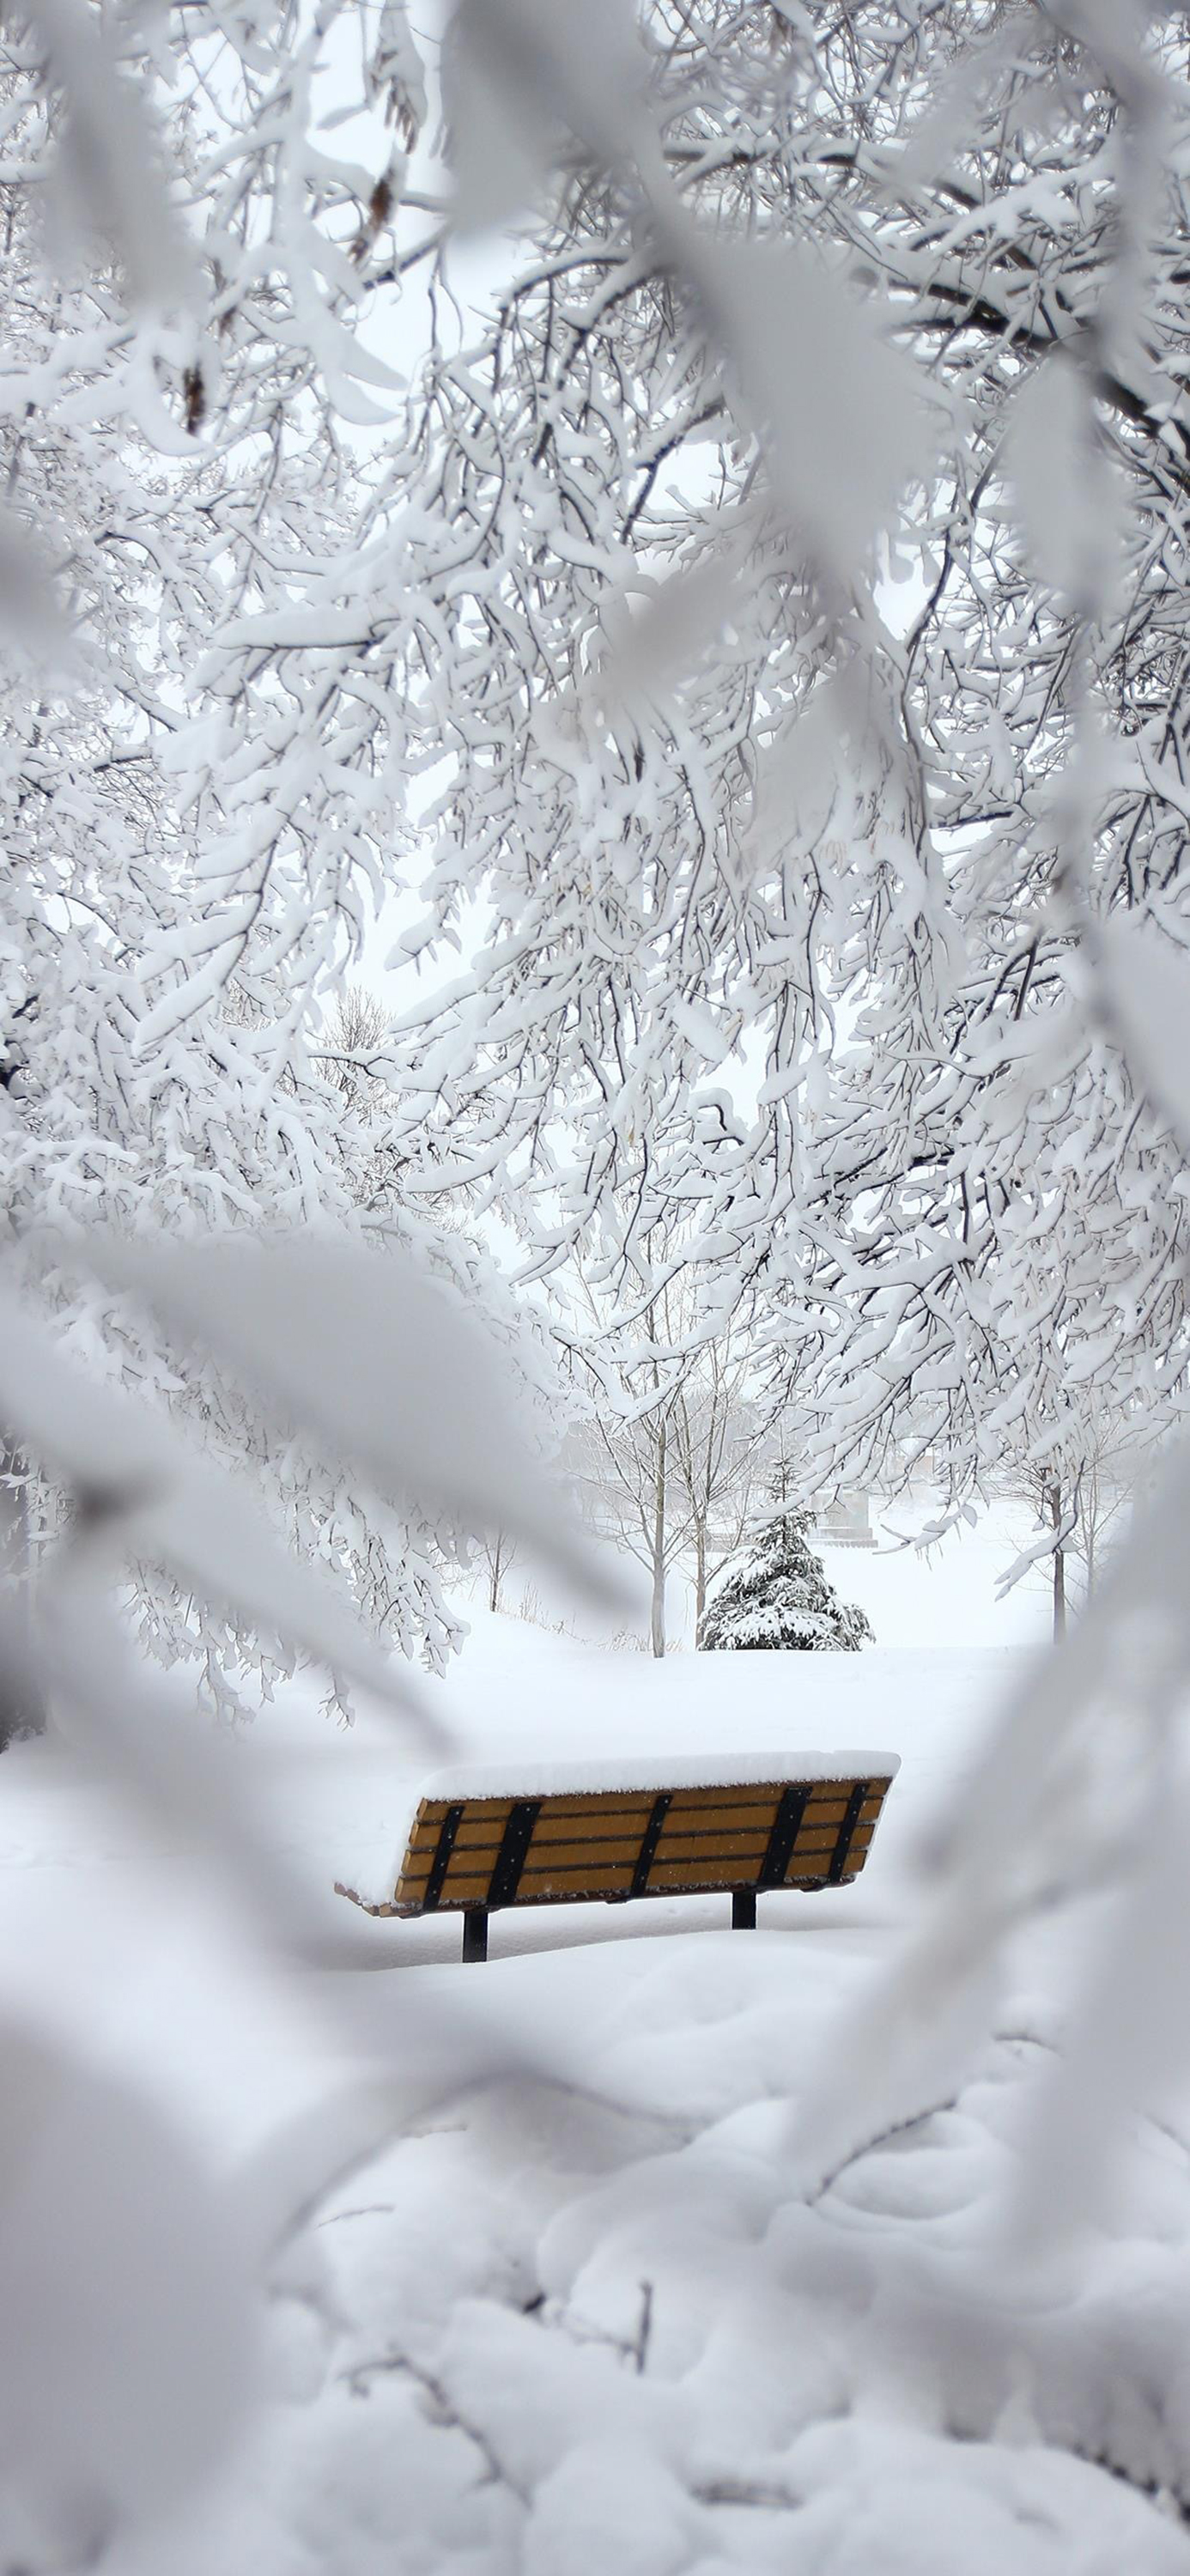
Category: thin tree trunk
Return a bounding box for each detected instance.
[694,1515,707,1644]
[489,1531,504,1614]
[650,1419,667,1659]
[0,1445,44,1747]
[1047,1482,1066,1642]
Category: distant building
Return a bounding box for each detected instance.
[813,1492,875,1549]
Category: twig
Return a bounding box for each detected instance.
[343,2348,530,2502]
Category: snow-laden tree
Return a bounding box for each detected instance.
[0,0,576,1707]
[307,2,1190,1552]
[44,0,1181,1567]
[699,1498,872,1653]
[21,0,1179,1571]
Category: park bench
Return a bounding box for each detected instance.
[335,1749,898,1960]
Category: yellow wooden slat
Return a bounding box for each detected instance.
[790,1821,876,1856]
[481,1837,643,1874]
[404,1826,499,1861]
[532,1790,669,1818]
[414,1776,891,1827]
[519,1862,635,1893]
[395,1868,490,1905]
[645,1856,803,1893]
[662,1787,786,1816]
[415,1793,513,1834]
[415,1798,514,1827]
[416,1789,660,1824]
[659,1798,780,1833]
[525,1807,657,1847]
[652,1832,772,1863]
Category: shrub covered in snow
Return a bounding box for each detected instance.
[699,1506,874,1652]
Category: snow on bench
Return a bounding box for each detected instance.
[335,1748,900,1960]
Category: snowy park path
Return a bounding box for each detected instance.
[6,1631,1190,2573]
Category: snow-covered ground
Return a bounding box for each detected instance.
[4,1614,1189,2573]
[817,1499,1055,1650]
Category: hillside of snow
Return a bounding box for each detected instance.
[4,1620,1189,2573]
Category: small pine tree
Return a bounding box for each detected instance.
[698,1504,874,1652]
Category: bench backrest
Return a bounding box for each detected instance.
[390,1772,894,1917]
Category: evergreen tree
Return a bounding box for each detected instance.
[699,1504,873,1655]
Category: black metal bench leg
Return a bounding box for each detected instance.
[463,1908,489,1962]
[732,1889,756,1930]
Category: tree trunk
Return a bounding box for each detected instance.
[650,1419,667,1659]
[0,1446,45,1747]
[694,1516,707,1645]
[1053,1542,1066,1641]
[489,1531,505,1614]
[1047,1482,1066,1643]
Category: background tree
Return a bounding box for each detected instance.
[999,1394,1175,1641]
[567,1218,760,1654]
[480,1528,519,1615]
[668,1330,763,1641]
[569,1369,686,1659]
[322,984,393,1114]
[700,1496,874,1655]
